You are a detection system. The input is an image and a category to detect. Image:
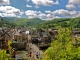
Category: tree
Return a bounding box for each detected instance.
[0,50,8,60]
[42,28,80,60]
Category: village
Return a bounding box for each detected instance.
[0,27,80,60]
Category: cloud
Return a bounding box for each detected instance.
[1,13,16,17]
[25,10,39,18]
[32,0,54,6]
[26,5,32,7]
[25,10,46,19]
[25,9,80,20]
[0,6,24,15]
[70,10,80,18]
[38,13,60,20]
[0,13,2,16]
[46,14,54,20]
[45,9,72,19]
[66,4,76,10]
[38,13,46,19]
[53,9,80,18]
[66,0,80,11]
[53,9,71,16]
[31,0,60,6]
[25,10,60,20]
[69,0,80,5]
[0,0,10,5]
[0,6,24,17]
[25,10,48,19]
[38,13,56,20]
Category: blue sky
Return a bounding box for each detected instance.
[0,0,80,20]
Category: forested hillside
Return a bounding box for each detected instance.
[0,18,16,28]
[2,17,44,27]
[0,17,80,28]
[38,17,80,29]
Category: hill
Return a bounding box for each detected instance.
[0,18,16,28]
[1,17,45,27]
[1,17,80,28]
[38,17,80,29]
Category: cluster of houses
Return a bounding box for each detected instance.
[10,28,55,46]
[0,27,80,59]
[0,27,80,49]
[0,27,58,59]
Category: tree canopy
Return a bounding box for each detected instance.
[42,28,80,60]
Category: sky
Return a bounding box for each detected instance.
[0,0,80,20]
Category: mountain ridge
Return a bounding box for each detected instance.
[0,17,45,27]
[0,17,80,28]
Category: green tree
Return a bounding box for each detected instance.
[0,50,8,60]
[42,28,80,60]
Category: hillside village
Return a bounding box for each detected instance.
[0,27,56,60]
[0,27,80,60]
[0,0,80,59]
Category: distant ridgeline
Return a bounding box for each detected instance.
[0,18,16,28]
[0,17,80,28]
[38,17,80,29]
[2,17,45,28]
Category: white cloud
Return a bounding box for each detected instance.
[39,13,46,19]
[38,13,55,20]
[26,4,32,7]
[0,6,24,15]
[0,13,2,16]
[25,10,48,19]
[0,6,24,17]
[53,9,71,16]
[32,0,54,6]
[53,9,80,18]
[25,10,38,18]
[25,10,60,20]
[46,14,52,18]
[66,0,80,11]
[45,9,73,19]
[31,0,55,6]
[66,4,76,10]
[69,0,80,5]
[70,10,77,16]
[2,13,16,17]
[46,14,54,20]
[25,9,80,20]
[0,0,10,5]
[39,13,46,17]
[70,10,80,17]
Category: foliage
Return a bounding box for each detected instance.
[42,28,80,60]
[8,40,12,51]
[1,17,80,28]
[39,17,80,29]
[0,40,12,60]
[2,17,44,27]
[0,50,8,60]
[0,18,16,28]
